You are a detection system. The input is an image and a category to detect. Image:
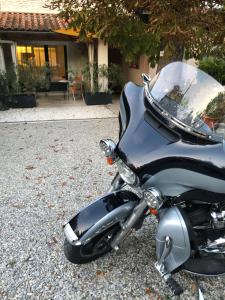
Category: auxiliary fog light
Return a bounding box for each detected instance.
[144,188,162,210]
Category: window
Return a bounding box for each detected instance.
[16,45,66,81]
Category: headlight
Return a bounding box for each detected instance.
[116,159,139,186]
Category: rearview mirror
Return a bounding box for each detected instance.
[142,73,151,85]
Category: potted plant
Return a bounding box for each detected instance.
[0,67,18,110]
[82,63,124,105]
[14,63,50,108]
[203,92,225,128]
[82,63,111,105]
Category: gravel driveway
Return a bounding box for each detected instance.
[0,119,224,300]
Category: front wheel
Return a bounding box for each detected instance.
[64,225,120,264]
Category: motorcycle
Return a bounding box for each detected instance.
[63,61,225,296]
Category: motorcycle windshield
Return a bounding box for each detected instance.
[147,62,225,141]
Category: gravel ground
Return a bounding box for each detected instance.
[0,119,225,300]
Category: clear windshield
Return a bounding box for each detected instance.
[147,62,225,141]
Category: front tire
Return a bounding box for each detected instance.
[64,225,120,264]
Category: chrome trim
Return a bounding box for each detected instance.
[99,139,116,157]
[155,236,172,274]
[199,288,205,300]
[142,73,151,86]
[64,223,81,246]
[143,187,162,209]
[110,198,147,249]
[199,237,225,254]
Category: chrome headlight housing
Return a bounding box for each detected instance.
[116,159,139,186]
[99,139,116,157]
[99,139,116,165]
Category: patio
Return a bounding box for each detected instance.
[0,93,119,123]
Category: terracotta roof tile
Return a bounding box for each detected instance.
[0,11,67,32]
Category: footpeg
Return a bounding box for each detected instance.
[155,236,183,295]
[165,276,183,296]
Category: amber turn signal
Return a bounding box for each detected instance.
[149,208,158,216]
[107,157,114,165]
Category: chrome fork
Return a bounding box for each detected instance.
[110,198,148,250]
[110,187,162,250]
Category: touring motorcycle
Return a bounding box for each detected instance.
[63,62,225,295]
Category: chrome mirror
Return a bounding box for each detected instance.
[142,73,151,85]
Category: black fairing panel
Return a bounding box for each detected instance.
[69,191,139,238]
[117,82,225,194]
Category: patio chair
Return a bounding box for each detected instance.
[69,77,84,101]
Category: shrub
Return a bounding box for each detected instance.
[198,57,225,85]
[17,63,50,93]
[0,67,18,110]
[0,63,50,110]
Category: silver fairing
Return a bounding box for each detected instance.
[156,207,191,274]
[143,168,225,197]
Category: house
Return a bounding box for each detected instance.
[0,12,89,81]
[0,9,156,90]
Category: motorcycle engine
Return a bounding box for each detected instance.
[210,210,225,229]
[184,201,225,228]
[183,201,225,254]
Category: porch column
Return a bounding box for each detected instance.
[0,45,6,72]
[11,43,17,66]
[97,39,108,92]
[88,42,94,93]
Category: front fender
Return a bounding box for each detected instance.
[64,191,139,245]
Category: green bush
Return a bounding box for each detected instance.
[17,63,50,93]
[0,63,50,110]
[0,67,18,110]
[198,57,225,85]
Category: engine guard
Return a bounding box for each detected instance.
[64,190,139,246]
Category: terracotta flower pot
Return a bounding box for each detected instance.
[202,115,219,129]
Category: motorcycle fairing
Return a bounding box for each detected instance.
[143,168,225,196]
[66,191,139,244]
[117,82,225,197]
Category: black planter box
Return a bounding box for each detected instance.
[13,94,36,108]
[84,92,112,105]
[0,95,9,110]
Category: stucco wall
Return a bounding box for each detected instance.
[123,54,157,85]
[66,42,88,79]
[123,54,197,85]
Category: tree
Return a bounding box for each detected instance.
[46,0,225,69]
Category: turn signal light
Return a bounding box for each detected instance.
[107,157,114,165]
[99,139,116,165]
[149,208,158,216]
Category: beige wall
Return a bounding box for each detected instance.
[123,54,198,85]
[123,54,157,85]
[67,42,88,79]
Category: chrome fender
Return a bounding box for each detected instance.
[64,191,139,246]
